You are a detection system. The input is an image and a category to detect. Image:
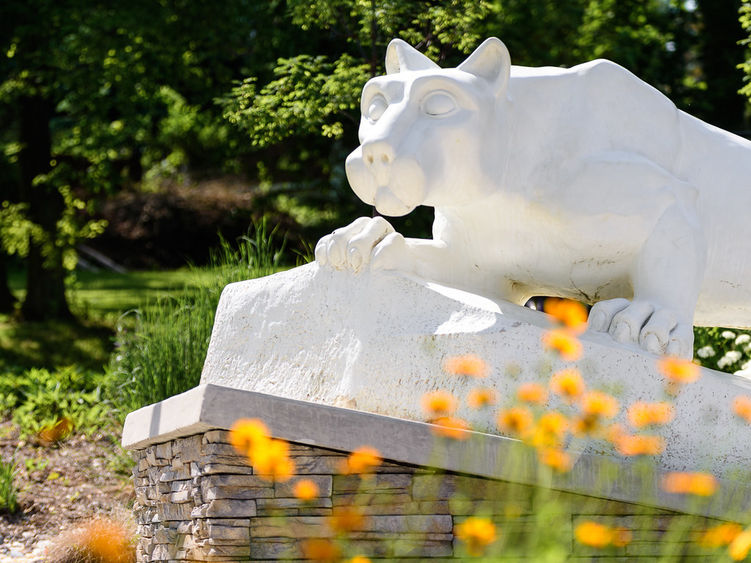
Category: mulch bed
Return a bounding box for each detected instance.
[0,421,134,559]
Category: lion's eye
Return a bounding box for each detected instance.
[423,91,457,117]
[366,95,388,122]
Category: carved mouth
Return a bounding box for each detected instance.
[374,185,415,217]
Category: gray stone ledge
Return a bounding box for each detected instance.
[123,383,751,521]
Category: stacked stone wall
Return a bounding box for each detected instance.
[132,430,718,562]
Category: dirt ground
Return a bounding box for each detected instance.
[0,421,134,562]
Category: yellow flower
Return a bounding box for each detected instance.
[729,529,751,561]
[340,446,381,475]
[542,329,583,361]
[574,521,612,548]
[293,479,319,501]
[531,411,569,448]
[328,506,367,533]
[252,438,295,482]
[580,391,619,419]
[229,418,269,456]
[550,368,585,401]
[497,406,534,438]
[544,297,589,333]
[538,447,572,472]
[700,523,743,548]
[421,390,458,416]
[733,396,751,423]
[431,416,471,440]
[517,382,548,405]
[658,356,700,384]
[614,434,665,456]
[444,354,489,378]
[611,527,632,547]
[301,538,341,562]
[455,517,497,556]
[627,401,674,428]
[662,472,718,496]
[347,557,371,563]
[467,387,498,409]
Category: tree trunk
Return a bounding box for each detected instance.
[0,252,16,314]
[18,95,71,321]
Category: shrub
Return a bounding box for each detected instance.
[109,221,286,413]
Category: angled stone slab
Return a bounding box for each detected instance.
[122,384,751,521]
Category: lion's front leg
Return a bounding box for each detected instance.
[315,216,448,277]
[588,200,706,358]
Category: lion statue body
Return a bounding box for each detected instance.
[315,37,751,358]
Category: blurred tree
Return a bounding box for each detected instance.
[740,2,751,103]
[695,0,747,130]
[0,0,285,320]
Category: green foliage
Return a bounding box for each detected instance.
[109,221,285,414]
[741,1,751,100]
[0,366,109,436]
[0,456,18,514]
[223,55,370,147]
[222,0,492,151]
[694,327,751,374]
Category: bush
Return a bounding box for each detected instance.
[109,221,286,414]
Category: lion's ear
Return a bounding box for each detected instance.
[458,37,511,98]
[385,39,440,74]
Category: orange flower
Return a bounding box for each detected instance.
[293,479,319,501]
[301,538,341,562]
[542,329,583,361]
[498,407,534,438]
[729,529,751,561]
[532,411,569,448]
[328,506,367,533]
[580,391,619,419]
[662,472,718,496]
[733,396,751,423]
[252,438,295,482]
[614,434,665,456]
[444,354,489,378]
[431,416,471,440]
[455,517,497,556]
[517,382,548,405]
[467,387,498,409]
[38,416,74,445]
[700,523,743,548]
[605,423,627,444]
[658,356,700,384]
[340,446,381,475]
[229,418,270,456]
[538,448,572,472]
[550,368,585,401]
[421,390,458,416]
[574,521,612,548]
[611,527,633,547]
[544,298,589,333]
[627,402,674,428]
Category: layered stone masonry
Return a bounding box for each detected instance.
[132,430,719,562]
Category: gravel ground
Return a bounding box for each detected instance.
[0,421,134,561]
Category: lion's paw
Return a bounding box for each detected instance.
[589,298,693,358]
[316,216,405,273]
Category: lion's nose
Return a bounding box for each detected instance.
[362,141,394,184]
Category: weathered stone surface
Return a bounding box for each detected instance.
[195,499,257,518]
[250,516,330,539]
[275,475,332,498]
[334,473,413,493]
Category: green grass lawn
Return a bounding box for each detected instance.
[1,268,214,373]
